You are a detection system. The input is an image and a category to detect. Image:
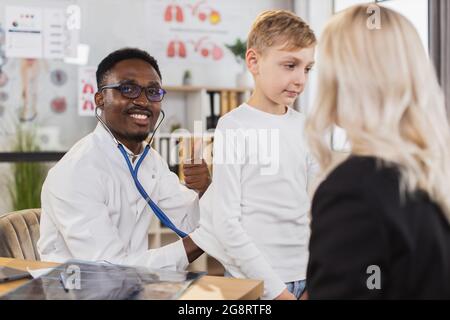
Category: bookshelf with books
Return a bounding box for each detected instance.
[162,85,252,132]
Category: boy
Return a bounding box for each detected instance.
[190,10,317,300]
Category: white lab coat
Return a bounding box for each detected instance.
[37,123,200,271]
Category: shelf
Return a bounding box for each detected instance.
[160,228,176,235]
[0,152,66,163]
[154,132,215,139]
[148,227,177,235]
[164,85,252,93]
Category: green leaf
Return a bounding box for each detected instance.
[9,125,47,211]
[225,38,247,63]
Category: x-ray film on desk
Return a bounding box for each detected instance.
[0,260,204,300]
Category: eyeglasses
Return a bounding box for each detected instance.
[100,83,167,102]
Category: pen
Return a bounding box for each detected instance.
[59,272,69,292]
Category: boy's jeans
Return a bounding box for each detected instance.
[224,270,306,299]
[286,279,306,299]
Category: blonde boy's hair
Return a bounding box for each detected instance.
[247,10,316,53]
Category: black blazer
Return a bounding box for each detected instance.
[307,156,450,299]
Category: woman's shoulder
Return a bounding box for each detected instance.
[329,155,397,181]
[316,155,401,201]
[314,155,441,219]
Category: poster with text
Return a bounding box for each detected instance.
[5,6,44,58]
[78,66,97,116]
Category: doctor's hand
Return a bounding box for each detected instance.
[183,138,211,198]
[183,159,211,198]
[182,235,204,263]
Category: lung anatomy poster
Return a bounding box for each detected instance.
[145,0,251,65]
[78,66,97,117]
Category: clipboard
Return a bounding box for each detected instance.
[0,266,31,283]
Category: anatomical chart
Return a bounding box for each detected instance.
[145,0,254,64]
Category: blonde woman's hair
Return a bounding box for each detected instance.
[247,10,316,53]
[306,4,450,222]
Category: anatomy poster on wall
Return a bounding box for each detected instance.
[5,5,80,59]
[78,66,97,116]
[5,6,44,58]
[43,8,66,59]
[145,0,253,64]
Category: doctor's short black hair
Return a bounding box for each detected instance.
[96,48,162,88]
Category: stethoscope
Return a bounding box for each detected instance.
[95,107,187,238]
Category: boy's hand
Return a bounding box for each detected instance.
[274,288,296,300]
[299,290,308,300]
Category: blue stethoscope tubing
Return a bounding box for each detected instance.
[95,107,187,238]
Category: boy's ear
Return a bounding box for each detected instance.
[94,92,105,110]
[246,48,259,75]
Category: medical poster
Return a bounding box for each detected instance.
[43,8,66,59]
[78,66,97,116]
[5,6,44,58]
[145,0,252,65]
[5,5,79,60]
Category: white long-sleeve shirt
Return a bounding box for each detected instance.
[191,103,318,299]
[38,123,199,271]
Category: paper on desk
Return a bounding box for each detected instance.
[26,267,53,279]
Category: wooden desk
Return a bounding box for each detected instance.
[0,258,263,300]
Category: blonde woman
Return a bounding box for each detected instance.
[305,4,450,299]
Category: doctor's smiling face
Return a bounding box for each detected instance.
[95,53,163,154]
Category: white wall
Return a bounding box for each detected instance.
[0,0,294,213]
[0,0,293,152]
[294,0,333,114]
[78,0,292,87]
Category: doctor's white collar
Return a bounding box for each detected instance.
[94,122,146,160]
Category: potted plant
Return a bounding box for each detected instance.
[225,38,253,88]
[8,125,47,211]
[182,69,192,86]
